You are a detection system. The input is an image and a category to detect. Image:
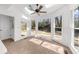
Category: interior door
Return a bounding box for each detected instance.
[0,15,11,40]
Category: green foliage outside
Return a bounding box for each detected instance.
[32,20,35,29]
[21,22,27,32]
[75,20,79,28]
[38,20,51,32]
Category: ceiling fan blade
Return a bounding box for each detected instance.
[29,5,35,11]
[39,11,47,13]
[31,12,36,15]
[39,5,43,10]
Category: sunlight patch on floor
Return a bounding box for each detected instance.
[29,38,64,54]
[55,35,62,38]
[29,38,43,45]
[41,41,64,54]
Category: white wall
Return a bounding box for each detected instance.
[0,5,27,42]
[0,40,7,53]
[51,5,72,46]
[0,4,31,53]
[13,6,32,41]
[50,5,78,53]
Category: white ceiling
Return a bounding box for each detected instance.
[0,4,11,10]
[0,4,64,18]
[26,4,56,11]
[0,4,60,14]
[25,4,57,16]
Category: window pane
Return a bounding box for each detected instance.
[21,21,27,37]
[38,19,51,39]
[38,19,51,32]
[55,16,62,41]
[31,20,35,35]
[74,7,79,51]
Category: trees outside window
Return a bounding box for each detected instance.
[74,7,79,49]
[32,20,35,30]
[21,22,27,32]
[21,21,27,36]
[55,16,62,35]
[38,19,51,32]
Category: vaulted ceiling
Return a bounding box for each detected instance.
[0,4,11,10]
[0,4,64,20]
[0,4,56,14]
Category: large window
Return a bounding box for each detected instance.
[32,20,35,30]
[31,20,35,35]
[38,19,51,32]
[55,16,62,41]
[74,7,79,50]
[21,21,27,37]
[38,19,51,37]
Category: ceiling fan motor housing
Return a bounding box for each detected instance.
[35,9,40,12]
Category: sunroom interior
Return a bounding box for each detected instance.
[0,4,79,54]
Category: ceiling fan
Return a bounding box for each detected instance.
[29,4,47,15]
